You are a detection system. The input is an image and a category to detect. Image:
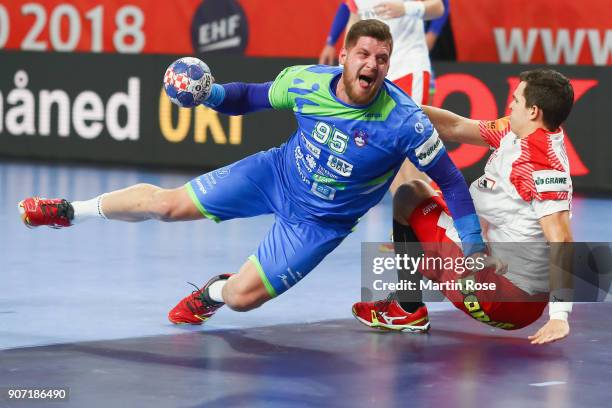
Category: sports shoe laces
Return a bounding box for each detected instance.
[41,199,73,223]
[184,282,210,314]
[374,292,397,312]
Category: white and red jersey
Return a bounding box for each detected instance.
[437,118,572,293]
[474,118,572,293]
[346,0,431,84]
[472,118,572,242]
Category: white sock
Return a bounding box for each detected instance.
[207,280,227,303]
[71,194,107,223]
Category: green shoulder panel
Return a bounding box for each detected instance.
[269,65,397,122]
[268,65,319,110]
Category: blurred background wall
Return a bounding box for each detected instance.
[0,0,610,191]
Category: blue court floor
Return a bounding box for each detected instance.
[1,161,611,407]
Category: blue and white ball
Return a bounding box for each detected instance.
[163,57,213,108]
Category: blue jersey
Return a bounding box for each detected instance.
[187,65,483,294]
[268,65,444,223]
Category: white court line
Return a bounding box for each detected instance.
[529,381,567,387]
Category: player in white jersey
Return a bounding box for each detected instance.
[353,69,576,345]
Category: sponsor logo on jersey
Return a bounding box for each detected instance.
[532,170,570,192]
[313,173,336,185]
[364,112,381,119]
[414,122,425,134]
[305,154,317,172]
[215,167,231,179]
[327,155,353,177]
[477,175,496,190]
[311,182,336,200]
[204,173,217,189]
[460,277,514,330]
[422,202,439,215]
[278,274,292,290]
[295,146,304,160]
[302,133,321,158]
[353,129,368,147]
[316,165,339,180]
[195,178,207,195]
[286,267,303,282]
[414,130,443,167]
[294,146,311,185]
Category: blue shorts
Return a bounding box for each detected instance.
[185,147,353,297]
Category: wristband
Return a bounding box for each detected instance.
[549,294,573,321]
[549,302,572,321]
[202,83,225,108]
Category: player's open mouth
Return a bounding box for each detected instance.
[358,74,374,89]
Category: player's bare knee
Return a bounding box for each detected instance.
[223,291,262,312]
[393,180,435,223]
[222,277,269,312]
[150,188,183,222]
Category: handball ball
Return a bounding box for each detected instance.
[163,57,213,108]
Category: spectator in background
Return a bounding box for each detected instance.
[425,0,454,59]
[319,2,351,65]
[425,0,455,102]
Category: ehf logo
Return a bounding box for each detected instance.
[191,0,248,55]
[414,122,425,134]
[353,129,368,147]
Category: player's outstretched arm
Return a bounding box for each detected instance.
[204,65,317,115]
[203,82,274,116]
[529,211,573,344]
[421,105,486,146]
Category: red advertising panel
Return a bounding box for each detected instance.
[0,0,341,57]
[451,0,611,66]
[2,0,610,63]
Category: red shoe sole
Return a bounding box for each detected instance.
[351,307,431,333]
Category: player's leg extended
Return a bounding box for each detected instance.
[168,258,273,324]
[353,180,436,332]
[389,160,431,196]
[19,150,280,228]
[169,217,351,324]
[18,184,203,228]
[97,184,203,222]
[394,182,547,331]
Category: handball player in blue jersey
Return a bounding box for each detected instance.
[19,20,487,326]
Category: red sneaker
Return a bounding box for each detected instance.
[352,295,430,333]
[168,274,232,325]
[18,197,74,229]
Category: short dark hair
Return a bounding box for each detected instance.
[519,69,574,130]
[345,19,393,51]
